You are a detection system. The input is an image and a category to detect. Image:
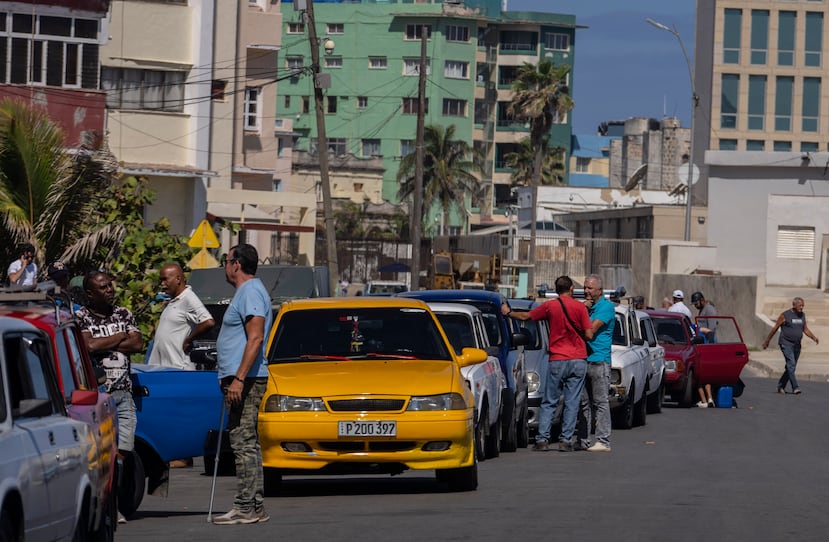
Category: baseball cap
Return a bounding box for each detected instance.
[47,260,69,278]
[672,289,685,299]
[633,295,645,305]
[691,291,704,303]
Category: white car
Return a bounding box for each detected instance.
[635,309,667,414]
[429,302,506,460]
[609,305,650,429]
[0,317,94,541]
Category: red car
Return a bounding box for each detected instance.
[0,287,119,540]
[646,311,749,407]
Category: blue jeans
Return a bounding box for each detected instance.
[537,358,587,444]
[577,362,611,447]
[777,343,801,391]
[111,389,136,452]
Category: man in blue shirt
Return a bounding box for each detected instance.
[576,274,616,452]
[213,244,273,525]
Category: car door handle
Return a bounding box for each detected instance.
[49,431,55,445]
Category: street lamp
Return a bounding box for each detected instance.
[646,17,698,242]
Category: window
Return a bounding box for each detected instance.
[401,139,415,157]
[287,22,305,34]
[747,75,766,130]
[403,58,430,76]
[284,95,290,108]
[405,24,431,40]
[0,13,100,88]
[272,179,282,192]
[802,77,820,132]
[211,79,227,101]
[369,56,387,69]
[500,30,536,52]
[244,86,262,130]
[776,226,815,260]
[575,157,590,172]
[302,96,310,114]
[444,60,468,79]
[474,99,489,124]
[778,11,796,66]
[445,25,469,42]
[326,96,337,114]
[719,139,738,150]
[362,139,381,157]
[805,12,823,66]
[311,137,347,157]
[101,67,186,112]
[543,32,569,51]
[286,56,304,70]
[402,97,428,115]
[750,10,768,64]
[442,99,466,117]
[723,9,741,64]
[773,140,792,152]
[720,74,739,129]
[327,23,344,34]
[774,76,793,131]
[325,56,342,69]
[357,96,367,109]
[801,142,818,153]
[747,140,765,151]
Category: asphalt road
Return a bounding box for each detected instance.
[116,374,829,542]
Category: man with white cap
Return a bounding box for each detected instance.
[668,289,693,319]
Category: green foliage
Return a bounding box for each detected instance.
[505,137,566,187]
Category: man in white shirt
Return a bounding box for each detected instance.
[147,264,215,370]
[7,243,37,286]
[668,289,693,319]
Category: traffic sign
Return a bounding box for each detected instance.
[188,220,220,248]
[188,248,220,269]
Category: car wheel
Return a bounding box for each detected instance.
[516,402,530,448]
[633,385,647,427]
[680,370,695,408]
[91,487,116,542]
[72,495,91,542]
[612,382,634,430]
[1,509,20,542]
[499,391,517,452]
[118,451,145,519]
[484,410,501,459]
[263,467,282,497]
[474,405,487,462]
[647,377,665,414]
[439,457,478,492]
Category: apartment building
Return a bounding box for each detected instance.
[278,0,576,234]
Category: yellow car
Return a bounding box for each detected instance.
[259,297,486,492]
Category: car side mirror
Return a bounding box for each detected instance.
[692,336,705,345]
[511,331,530,347]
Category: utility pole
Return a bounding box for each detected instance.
[305,0,339,295]
[410,25,427,290]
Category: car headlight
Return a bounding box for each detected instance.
[610,369,622,385]
[263,395,326,412]
[527,371,540,394]
[407,393,467,411]
[664,359,677,371]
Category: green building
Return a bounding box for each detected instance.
[278,0,576,234]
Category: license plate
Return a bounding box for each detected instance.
[338,420,397,437]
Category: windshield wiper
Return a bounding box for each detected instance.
[359,352,418,360]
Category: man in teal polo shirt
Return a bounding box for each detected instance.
[576,274,616,452]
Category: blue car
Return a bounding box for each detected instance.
[507,299,550,440]
[399,290,530,451]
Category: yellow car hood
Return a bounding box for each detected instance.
[267,359,461,397]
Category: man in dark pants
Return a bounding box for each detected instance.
[762,297,819,395]
[212,244,273,525]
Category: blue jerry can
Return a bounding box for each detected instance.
[717,386,733,408]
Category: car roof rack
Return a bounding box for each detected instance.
[0,280,74,321]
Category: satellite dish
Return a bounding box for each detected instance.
[625,163,648,191]
[678,162,700,185]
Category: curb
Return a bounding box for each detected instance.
[747,360,829,383]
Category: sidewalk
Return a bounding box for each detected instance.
[747,348,829,383]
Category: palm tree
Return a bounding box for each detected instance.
[505,137,566,187]
[397,124,482,235]
[0,99,121,274]
[507,60,573,288]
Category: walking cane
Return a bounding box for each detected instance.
[207,398,227,523]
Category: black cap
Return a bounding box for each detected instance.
[690,291,704,303]
[633,295,645,305]
[47,260,70,279]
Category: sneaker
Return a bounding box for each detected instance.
[793,388,802,395]
[533,439,551,452]
[558,440,574,452]
[696,401,708,408]
[574,441,590,451]
[118,513,127,525]
[708,400,715,408]
[254,508,270,523]
[587,442,611,452]
[777,388,786,394]
[212,508,261,525]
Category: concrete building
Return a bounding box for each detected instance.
[101,0,316,263]
[568,134,615,188]
[0,1,111,146]
[277,0,576,232]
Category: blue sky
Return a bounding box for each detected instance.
[507,0,697,134]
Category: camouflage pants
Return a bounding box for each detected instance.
[226,378,267,512]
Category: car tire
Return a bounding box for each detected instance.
[91,487,116,542]
[439,457,478,492]
[1,509,19,542]
[118,451,145,519]
[680,370,695,408]
[72,494,91,542]
[500,391,517,452]
[633,384,647,427]
[474,405,487,461]
[647,377,664,414]
[612,381,635,430]
[516,402,530,448]
[263,468,282,497]
[484,411,501,459]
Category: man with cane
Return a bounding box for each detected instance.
[211,244,272,525]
